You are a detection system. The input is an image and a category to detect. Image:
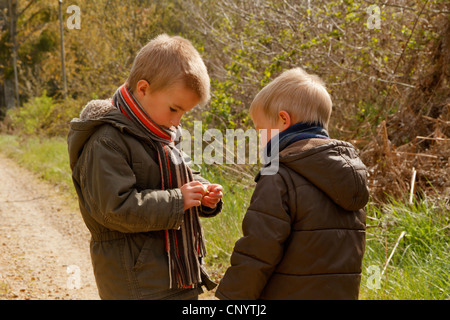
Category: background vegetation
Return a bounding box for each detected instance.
[0,0,448,299]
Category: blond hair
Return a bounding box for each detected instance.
[250,68,332,129]
[127,34,210,106]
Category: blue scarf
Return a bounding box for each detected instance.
[261,122,329,175]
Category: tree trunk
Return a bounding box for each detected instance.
[8,0,19,107]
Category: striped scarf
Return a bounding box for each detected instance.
[112,84,206,289]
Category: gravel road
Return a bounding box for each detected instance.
[0,154,99,300]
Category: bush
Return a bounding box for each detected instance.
[5,92,83,137]
[7,91,54,135]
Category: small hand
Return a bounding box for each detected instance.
[201,184,223,209]
[180,181,206,211]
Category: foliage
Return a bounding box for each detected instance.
[361,198,450,299]
[0,0,60,99]
[5,91,81,136]
[6,91,54,135]
[1,1,446,122]
[179,0,448,131]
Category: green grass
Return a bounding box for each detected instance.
[0,133,448,299]
[360,198,450,299]
[196,164,254,276]
[0,135,75,198]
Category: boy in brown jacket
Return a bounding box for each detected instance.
[215,68,369,300]
[68,34,223,300]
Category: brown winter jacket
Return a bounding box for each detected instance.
[67,99,221,300]
[215,138,369,300]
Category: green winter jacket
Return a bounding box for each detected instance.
[67,99,221,300]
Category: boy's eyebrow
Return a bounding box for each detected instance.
[173,104,186,112]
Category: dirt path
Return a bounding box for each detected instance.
[0,154,99,300]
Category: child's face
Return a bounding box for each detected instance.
[135,80,199,129]
[252,110,291,147]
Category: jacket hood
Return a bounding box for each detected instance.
[278,139,369,211]
[67,99,147,170]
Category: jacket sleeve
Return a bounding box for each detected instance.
[80,136,185,233]
[215,173,291,300]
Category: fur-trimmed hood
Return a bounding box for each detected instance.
[78,99,116,121]
[67,99,147,170]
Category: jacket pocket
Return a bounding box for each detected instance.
[91,238,132,299]
[129,233,171,297]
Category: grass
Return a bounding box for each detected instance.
[0,135,75,198]
[0,133,448,299]
[361,199,450,299]
[196,165,254,278]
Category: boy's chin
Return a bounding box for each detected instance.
[161,125,176,131]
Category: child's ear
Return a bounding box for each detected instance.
[136,80,150,98]
[278,110,291,131]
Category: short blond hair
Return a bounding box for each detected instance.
[250,68,332,129]
[127,34,210,106]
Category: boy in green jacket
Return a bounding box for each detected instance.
[68,34,223,300]
[216,68,369,300]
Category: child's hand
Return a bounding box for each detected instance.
[180,181,207,211]
[201,184,223,209]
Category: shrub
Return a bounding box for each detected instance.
[6,92,83,137]
[7,91,54,135]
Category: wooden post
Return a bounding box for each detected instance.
[7,0,19,107]
[58,0,67,98]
